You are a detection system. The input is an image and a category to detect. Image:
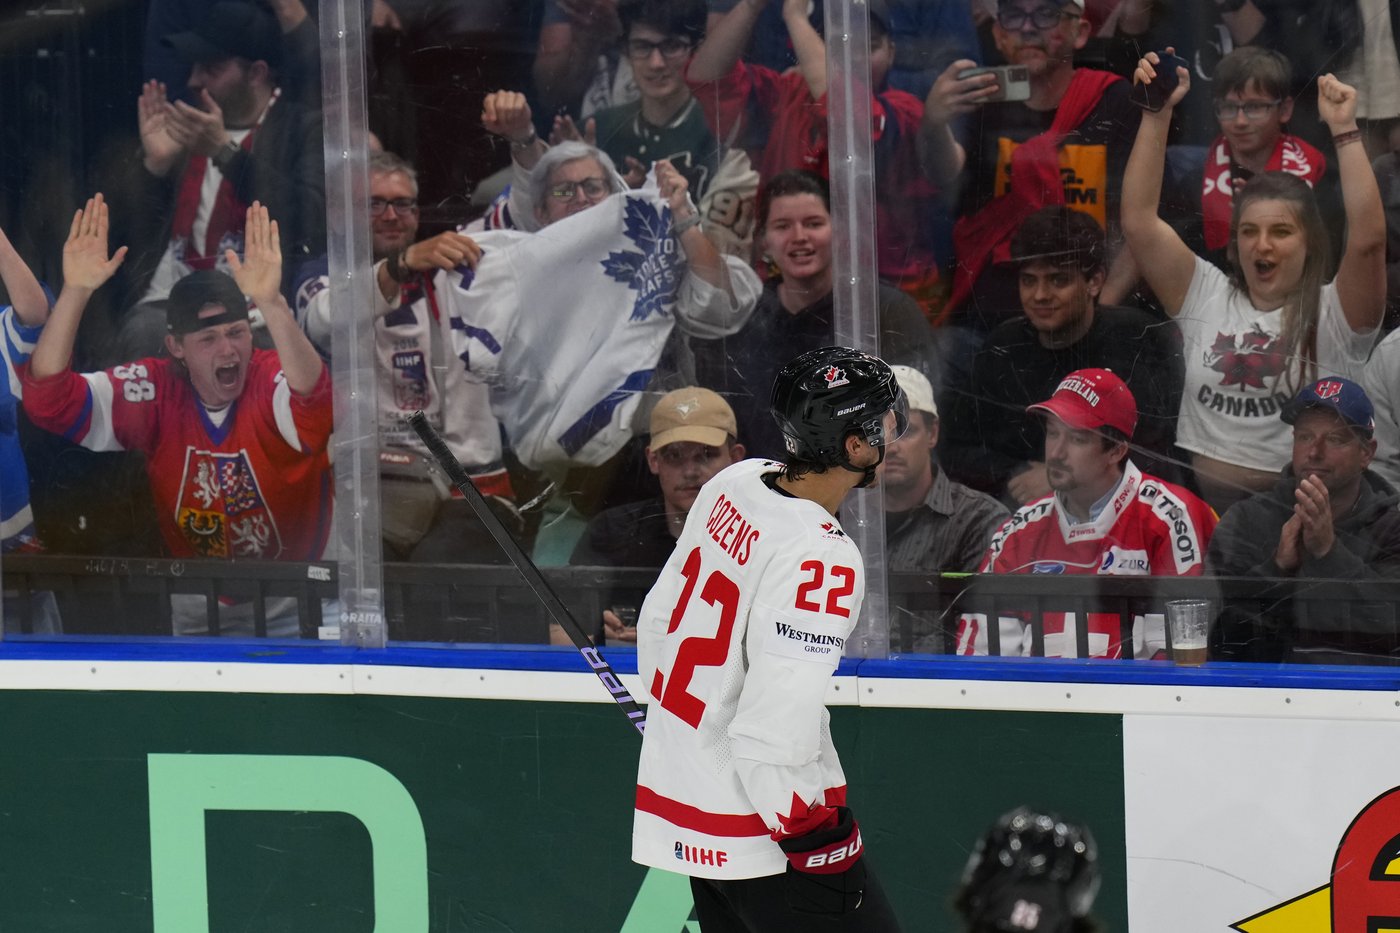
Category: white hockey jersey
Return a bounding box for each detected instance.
[295,262,505,478]
[633,459,865,880]
[442,180,758,472]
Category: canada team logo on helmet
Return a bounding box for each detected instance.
[770,346,908,466]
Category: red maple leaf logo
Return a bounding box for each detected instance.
[1207,327,1288,389]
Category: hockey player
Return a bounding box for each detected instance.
[633,346,906,930]
[957,368,1217,658]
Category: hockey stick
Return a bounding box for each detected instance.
[408,412,646,735]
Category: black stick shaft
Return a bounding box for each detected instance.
[408,411,646,734]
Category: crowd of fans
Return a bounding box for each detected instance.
[5,0,1400,663]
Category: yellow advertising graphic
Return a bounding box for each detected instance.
[993,140,1109,228]
[1233,787,1400,933]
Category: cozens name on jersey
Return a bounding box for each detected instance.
[705,494,761,565]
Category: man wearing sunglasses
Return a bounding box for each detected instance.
[918,0,1139,331]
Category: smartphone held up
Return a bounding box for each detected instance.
[958,65,1032,103]
[1131,51,1188,112]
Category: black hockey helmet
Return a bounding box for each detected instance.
[770,346,908,466]
[956,807,1101,933]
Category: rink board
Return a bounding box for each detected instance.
[0,643,1395,931]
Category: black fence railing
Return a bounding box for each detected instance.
[5,556,1399,664]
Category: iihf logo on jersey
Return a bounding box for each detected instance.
[392,349,430,410]
[601,197,682,322]
[675,840,729,868]
[175,448,282,558]
[823,366,849,388]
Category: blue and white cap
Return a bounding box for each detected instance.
[1281,377,1375,435]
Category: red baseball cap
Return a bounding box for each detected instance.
[1027,368,1138,437]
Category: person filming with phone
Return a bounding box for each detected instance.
[917,0,1142,341]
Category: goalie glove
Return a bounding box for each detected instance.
[777,805,866,915]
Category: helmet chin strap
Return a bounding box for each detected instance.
[839,441,885,489]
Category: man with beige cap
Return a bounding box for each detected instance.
[566,386,746,644]
[879,366,1009,650]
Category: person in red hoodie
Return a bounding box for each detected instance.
[684,0,946,318]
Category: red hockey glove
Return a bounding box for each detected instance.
[777,805,867,915]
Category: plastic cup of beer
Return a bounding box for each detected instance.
[1166,599,1209,666]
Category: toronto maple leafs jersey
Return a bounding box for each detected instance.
[0,305,43,551]
[442,181,759,472]
[1177,255,1378,472]
[955,461,1218,658]
[23,351,333,561]
[633,458,863,880]
[295,260,507,486]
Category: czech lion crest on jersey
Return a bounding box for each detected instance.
[175,448,281,558]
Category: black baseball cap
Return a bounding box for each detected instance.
[163,2,282,67]
[1281,377,1376,436]
[166,270,250,336]
[867,0,890,34]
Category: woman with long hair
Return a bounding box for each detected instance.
[1121,56,1385,513]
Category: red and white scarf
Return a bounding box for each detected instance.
[1201,132,1326,250]
[169,89,279,268]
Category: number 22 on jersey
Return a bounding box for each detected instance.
[650,547,856,729]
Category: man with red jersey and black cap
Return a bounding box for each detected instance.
[25,197,332,637]
[1210,377,1400,664]
[957,367,1217,659]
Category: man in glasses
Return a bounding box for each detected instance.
[470,100,762,564]
[918,0,1139,332]
[1163,47,1333,272]
[586,0,758,258]
[294,151,517,565]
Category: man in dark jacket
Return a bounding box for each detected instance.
[1209,377,1400,664]
[568,386,746,645]
[112,1,326,362]
[940,206,1183,507]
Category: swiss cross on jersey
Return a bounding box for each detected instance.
[175,448,282,558]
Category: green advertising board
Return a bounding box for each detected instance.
[0,686,1126,932]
